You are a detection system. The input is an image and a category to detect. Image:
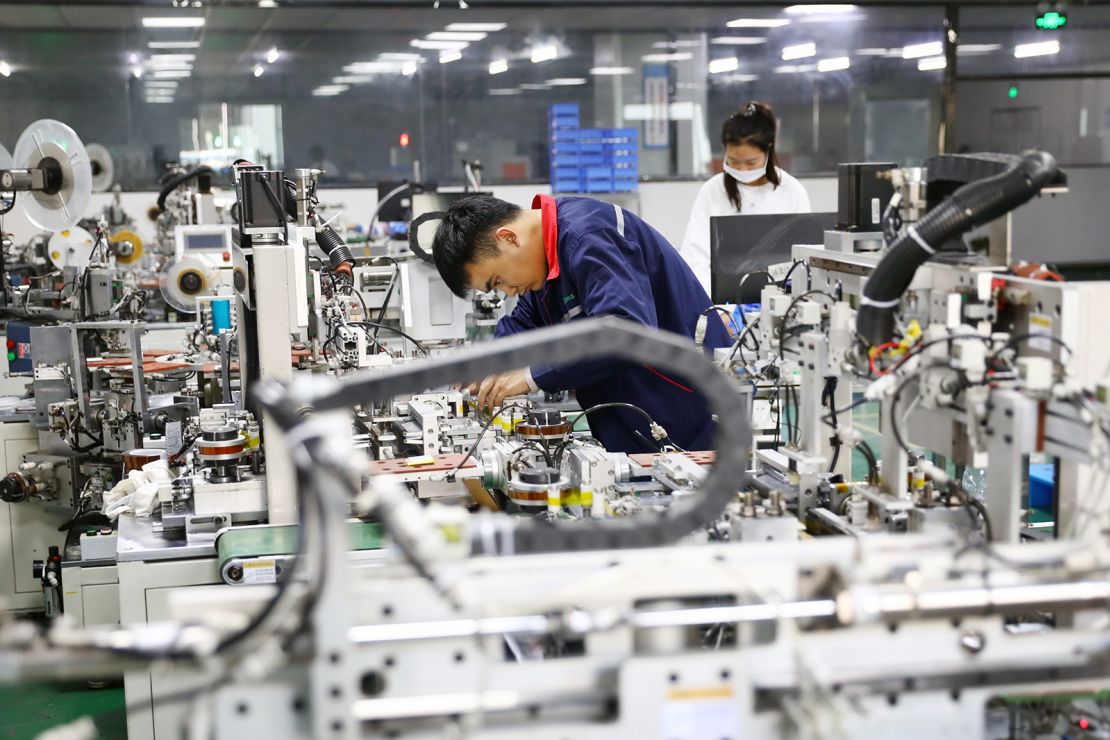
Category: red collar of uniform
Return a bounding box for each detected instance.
[533,193,560,281]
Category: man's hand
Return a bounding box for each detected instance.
[472,369,531,414]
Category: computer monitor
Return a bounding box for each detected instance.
[710,212,838,303]
[375,181,413,223]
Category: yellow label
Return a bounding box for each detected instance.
[244,559,275,569]
[405,455,436,467]
[666,686,734,701]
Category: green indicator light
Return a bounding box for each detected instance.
[1035,11,1067,30]
[6,352,14,362]
[1008,85,1019,99]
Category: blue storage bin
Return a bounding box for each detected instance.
[613,178,639,192]
[586,181,614,193]
[550,129,581,142]
[549,103,580,115]
[551,142,581,156]
[552,166,582,180]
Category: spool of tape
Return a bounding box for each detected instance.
[87,143,115,193]
[46,226,96,270]
[160,255,218,314]
[110,228,144,265]
[12,119,92,232]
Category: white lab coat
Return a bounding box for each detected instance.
[679,170,812,294]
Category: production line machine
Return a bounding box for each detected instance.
[3,139,1110,739]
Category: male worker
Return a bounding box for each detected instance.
[432,194,730,454]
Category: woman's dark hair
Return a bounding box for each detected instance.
[721,100,781,211]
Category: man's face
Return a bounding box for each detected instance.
[464,228,547,298]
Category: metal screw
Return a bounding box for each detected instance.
[959,630,986,655]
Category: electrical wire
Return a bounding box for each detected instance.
[700,305,742,335]
[444,402,549,481]
[348,321,428,355]
[778,260,811,291]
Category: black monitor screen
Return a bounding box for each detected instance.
[376,181,412,223]
[710,212,837,303]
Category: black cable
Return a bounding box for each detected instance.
[778,290,837,363]
[444,402,542,481]
[348,321,428,355]
[727,316,761,365]
[700,305,742,335]
[557,401,676,453]
[823,377,842,473]
[778,260,811,291]
[857,439,879,485]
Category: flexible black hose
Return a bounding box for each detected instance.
[316,228,354,272]
[856,150,1058,346]
[156,166,213,211]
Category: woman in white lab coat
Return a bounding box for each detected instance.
[680,101,811,294]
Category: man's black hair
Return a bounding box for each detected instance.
[432,195,522,298]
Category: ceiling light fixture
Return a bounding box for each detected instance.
[427,31,486,41]
[410,39,468,50]
[817,56,850,71]
[439,50,462,63]
[266,48,280,64]
[489,59,508,74]
[253,64,264,77]
[447,23,506,32]
[711,37,767,45]
[782,42,817,60]
[641,52,693,62]
[141,17,205,28]
[917,55,947,70]
[708,57,740,74]
[590,66,635,75]
[148,41,201,49]
[531,45,558,63]
[727,18,790,28]
[902,41,943,59]
[1014,40,1060,58]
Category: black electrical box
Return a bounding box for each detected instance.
[837,162,896,231]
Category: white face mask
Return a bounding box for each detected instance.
[723,159,767,185]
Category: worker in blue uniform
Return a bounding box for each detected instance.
[431,193,731,454]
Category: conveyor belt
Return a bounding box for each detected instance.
[216,521,383,585]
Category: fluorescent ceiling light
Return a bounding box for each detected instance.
[782,42,817,60]
[142,17,205,28]
[439,50,462,64]
[817,56,850,71]
[917,55,946,71]
[253,65,264,77]
[145,80,178,88]
[785,5,857,14]
[855,47,898,56]
[727,18,790,28]
[258,0,278,7]
[546,77,588,86]
[401,61,418,76]
[148,41,200,49]
[312,85,348,96]
[519,83,551,90]
[715,73,760,83]
[489,59,508,74]
[153,70,191,78]
[902,41,942,59]
[711,36,767,45]
[590,66,635,75]
[378,53,423,61]
[344,62,405,73]
[411,39,468,50]
[531,45,558,63]
[774,63,816,74]
[1014,40,1060,58]
[446,23,506,32]
[266,48,280,64]
[708,57,740,74]
[0,62,10,78]
[149,53,196,63]
[128,52,140,64]
[427,31,486,41]
[333,75,374,83]
[957,43,1002,55]
[131,66,143,78]
[488,87,520,95]
[642,52,693,62]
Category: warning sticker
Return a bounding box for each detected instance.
[660,687,736,739]
[241,559,277,584]
[1028,313,1054,352]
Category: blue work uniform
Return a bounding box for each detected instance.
[495,195,731,453]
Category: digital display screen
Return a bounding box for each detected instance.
[185,232,227,251]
